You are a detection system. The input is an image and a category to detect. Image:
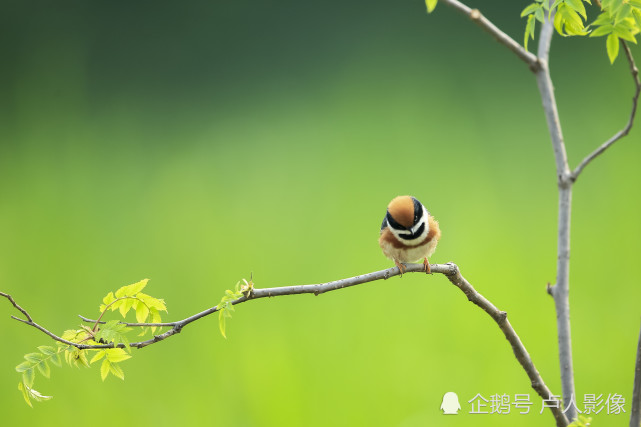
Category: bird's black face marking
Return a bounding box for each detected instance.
[385,211,408,231]
[412,197,424,226]
[380,216,388,232]
[398,222,425,240]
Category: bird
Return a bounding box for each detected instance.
[379,195,441,275]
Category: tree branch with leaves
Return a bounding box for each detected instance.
[2,263,568,423]
[430,0,640,425]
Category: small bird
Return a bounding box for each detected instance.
[379,195,441,275]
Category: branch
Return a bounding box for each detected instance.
[537,8,555,64]
[631,317,641,427]
[571,42,641,182]
[437,0,540,70]
[2,263,568,424]
[0,291,33,322]
[441,263,569,426]
[536,11,572,184]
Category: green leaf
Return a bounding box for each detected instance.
[219,310,227,339]
[100,359,110,381]
[18,382,33,407]
[521,3,540,17]
[129,278,149,295]
[110,299,123,312]
[606,0,624,12]
[592,11,614,26]
[25,386,52,403]
[590,24,614,36]
[137,292,166,311]
[105,348,132,363]
[632,9,641,30]
[120,334,131,352]
[562,4,587,30]
[109,362,125,380]
[560,7,589,35]
[89,350,106,364]
[614,26,638,42]
[24,352,44,363]
[102,291,115,306]
[607,32,620,62]
[554,5,567,35]
[115,278,149,298]
[135,300,150,323]
[119,297,135,317]
[630,0,641,7]
[36,360,51,379]
[616,3,632,24]
[566,0,587,19]
[37,346,56,356]
[425,0,437,13]
[16,361,33,372]
[49,352,62,367]
[150,307,162,334]
[77,350,90,368]
[22,368,35,388]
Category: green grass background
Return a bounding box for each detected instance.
[1,0,640,425]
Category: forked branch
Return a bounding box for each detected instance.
[571,42,641,182]
[1,262,568,425]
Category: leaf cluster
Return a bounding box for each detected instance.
[99,278,166,334]
[590,0,641,62]
[521,0,640,63]
[16,345,60,407]
[218,277,254,339]
[15,279,167,406]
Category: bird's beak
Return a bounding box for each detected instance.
[410,222,422,235]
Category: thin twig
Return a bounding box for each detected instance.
[571,42,641,182]
[631,318,641,427]
[1,263,567,424]
[437,0,540,70]
[9,316,88,347]
[77,315,176,327]
[0,291,33,322]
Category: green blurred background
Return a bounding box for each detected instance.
[1,0,640,425]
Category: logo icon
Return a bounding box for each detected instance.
[441,392,461,415]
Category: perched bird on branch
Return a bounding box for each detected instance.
[379,195,441,275]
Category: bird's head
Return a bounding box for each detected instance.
[385,195,429,242]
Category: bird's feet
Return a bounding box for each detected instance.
[423,257,432,274]
[394,260,407,277]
